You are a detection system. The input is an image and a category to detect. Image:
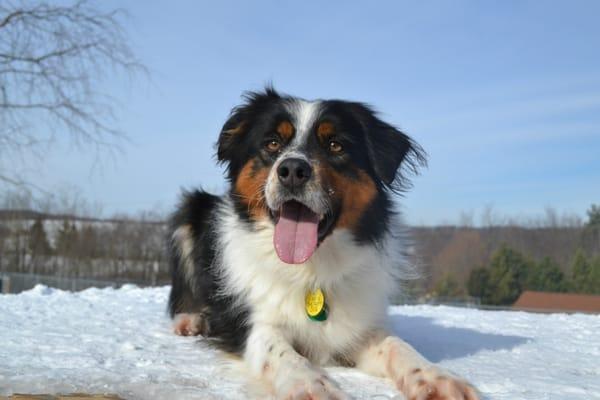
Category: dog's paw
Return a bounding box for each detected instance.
[172,313,209,336]
[278,370,351,400]
[397,367,479,400]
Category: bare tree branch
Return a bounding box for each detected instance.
[0,0,146,191]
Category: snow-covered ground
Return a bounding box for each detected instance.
[0,285,598,400]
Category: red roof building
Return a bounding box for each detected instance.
[513,291,600,313]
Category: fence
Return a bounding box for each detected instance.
[2,273,595,314]
[0,272,149,294]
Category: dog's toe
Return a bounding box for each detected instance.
[399,367,479,400]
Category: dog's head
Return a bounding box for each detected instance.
[217,88,426,264]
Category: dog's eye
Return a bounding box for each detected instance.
[328,141,343,154]
[265,140,281,152]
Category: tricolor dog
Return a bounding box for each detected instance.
[167,88,479,399]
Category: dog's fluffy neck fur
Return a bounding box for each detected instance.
[216,195,404,364]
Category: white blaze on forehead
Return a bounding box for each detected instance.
[266,99,328,215]
[285,99,321,148]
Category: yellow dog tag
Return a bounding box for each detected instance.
[305,289,327,321]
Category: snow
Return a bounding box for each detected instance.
[1,285,598,400]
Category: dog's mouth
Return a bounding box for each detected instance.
[270,200,334,264]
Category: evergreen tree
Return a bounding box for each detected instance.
[79,225,98,259]
[433,273,464,298]
[527,257,566,292]
[28,218,52,256]
[580,208,600,257]
[586,204,600,227]
[487,245,533,305]
[467,267,492,303]
[589,258,600,295]
[571,249,592,293]
[570,250,600,295]
[55,220,79,257]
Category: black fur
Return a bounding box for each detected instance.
[167,190,249,354]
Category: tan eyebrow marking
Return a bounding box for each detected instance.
[317,122,335,141]
[276,121,295,141]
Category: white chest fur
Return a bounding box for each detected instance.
[216,200,403,365]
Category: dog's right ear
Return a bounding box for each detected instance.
[217,87,281,164]
[216,110,247,164]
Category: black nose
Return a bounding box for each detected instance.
[277,158,312,190]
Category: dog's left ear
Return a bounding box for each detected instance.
[361,109,427,189]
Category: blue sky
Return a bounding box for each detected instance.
[27,1,600,225]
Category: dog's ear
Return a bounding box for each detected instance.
[217,110,247,164]
[217,87,281,165]
[358,106,427,190]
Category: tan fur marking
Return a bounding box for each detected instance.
[276,120,295,141]
[425,387,438,400]
[316,122,335,141]
[321,168,377,229]
[234,159,269,219]
[172,225,196,290]
[224,121,246,136]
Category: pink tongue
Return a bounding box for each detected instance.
[274,201,319,264]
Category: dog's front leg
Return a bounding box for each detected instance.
[354,331,479,400]
[245,325,350,399]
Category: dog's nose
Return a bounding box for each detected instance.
[277,158,312,190]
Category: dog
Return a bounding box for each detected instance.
[167,88,479,399]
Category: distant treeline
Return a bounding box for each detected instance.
[415,205,600,303]
[0,212,169,284]
[2,200,599,301]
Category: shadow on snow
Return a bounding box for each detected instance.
[390,314,529,363]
